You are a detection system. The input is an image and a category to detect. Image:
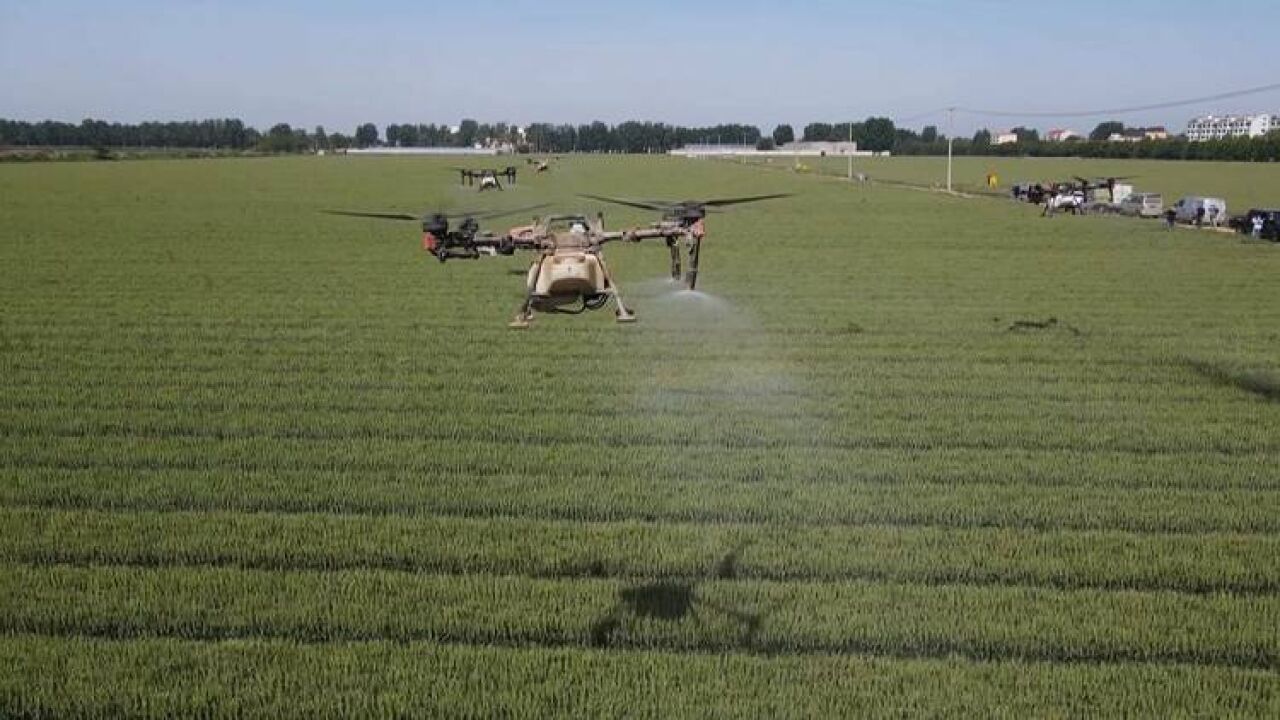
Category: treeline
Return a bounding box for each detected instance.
[521,122,761,153]
[893,131,1280,162]
[0,118,259,149]
[6,116,1280,162]
[0,118,354,154]
[0,117,763,154]
[799,118,898,152]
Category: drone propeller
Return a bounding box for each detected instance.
[322,203,551,224]
[578,194,668,211]
[699,193,793,208]
[1074,175,1136,186]
[323,210,421,221]
[580,193,789,292]
[580,193,791,214]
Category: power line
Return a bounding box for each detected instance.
[892,107,950,124]
[888,81,1280,124]
[955,81,1280,118]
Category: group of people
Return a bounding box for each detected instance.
[1164,205,1221,230]
[1162,207,1272,239]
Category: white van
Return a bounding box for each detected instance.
[1118,192,1163,218]
[1172,196,1228,225]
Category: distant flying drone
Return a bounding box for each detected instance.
[525,157,552,173]
[456,166,519,191]
[326,192,789,328]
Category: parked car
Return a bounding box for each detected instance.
[1172,196,1228,225]
[1231,209,1280,241]
[1117,192,1163,218]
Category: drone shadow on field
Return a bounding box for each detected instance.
[1186,359,1280,403]
[590,542,777,649]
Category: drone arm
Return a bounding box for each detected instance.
[428,233,535,262]
[599,226,689,245]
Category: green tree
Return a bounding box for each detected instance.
[1090,121,1125,142]
[861,117,897,152]
[802,123,833,141]
[921,125,938,143]
[457,119,479,147]
[1012,126,1039,144]
[259,123,301,153]
[355,123,378,148]
[398,124,419,147]
[772,124,794,146]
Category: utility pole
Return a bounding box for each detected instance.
[946,107,956,193]
[847,121,854,180]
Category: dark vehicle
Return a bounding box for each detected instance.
[1231,209,1280,241]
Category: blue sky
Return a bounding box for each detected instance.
[2,0,1278,136]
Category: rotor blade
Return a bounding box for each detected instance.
[699,193,793,208]
[322,210,419,221]
[472,203,552,221]
[578,194,670,211]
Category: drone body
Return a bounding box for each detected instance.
[457,166,519,191]
[499,211,696,328]
[523,157,552,172]
[326,193,788,328]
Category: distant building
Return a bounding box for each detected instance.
[1046,129,1079,142]
[670,141,877,158]
[993,132,1019,145]
[1107,126,1172,143]
[780,141,861,155]
[1185,114,1279,141]
[346,147,500,156]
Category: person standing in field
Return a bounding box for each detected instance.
[1164,208,1177,231]
[1252,214,1265,239]
[1209,206,1220,228]
[1195,205,1206,228]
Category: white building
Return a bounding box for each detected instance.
[1185,114,1279,141]
[346,147,500,156]
[1107,127,1169,143]
[670,141,879,158]
[1046,129,1079,142]
[993,132,1019,145]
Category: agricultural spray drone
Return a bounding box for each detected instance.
[456,166,519,191]
[325,193,789,328]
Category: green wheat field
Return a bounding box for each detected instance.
[1,154,1278,716]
